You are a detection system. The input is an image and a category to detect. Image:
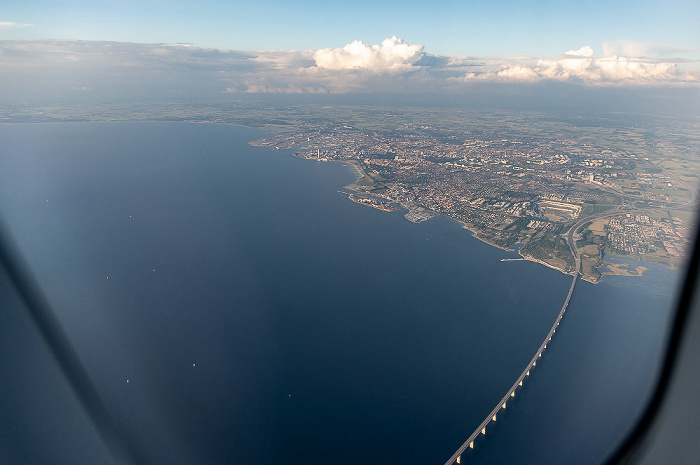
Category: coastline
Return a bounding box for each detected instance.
[346,193,399,212]
[257,148,653,285]
[346,159,365,178]
[459,220,603,283]
[340,156,593,281]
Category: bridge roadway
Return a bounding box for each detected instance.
[443,220,583,465]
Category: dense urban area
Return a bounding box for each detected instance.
[247,103,698,282]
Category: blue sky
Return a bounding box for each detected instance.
[1,0,699,98]
[2,0,699,57]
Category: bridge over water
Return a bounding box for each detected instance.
[443,221,583,465]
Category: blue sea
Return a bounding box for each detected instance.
[0,122,681,465]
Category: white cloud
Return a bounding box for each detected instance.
[603,40,656,58]
[594,56,680,80]
[0,39,696,102]
[458,45,698,85]
[0,21,32,32]
[602,40,699,58]
[496,66,539,81]
[313,36,423,72]
[564,46,594,57]
[250,49,315,70]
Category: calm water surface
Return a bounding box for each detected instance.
[0,123,680,465]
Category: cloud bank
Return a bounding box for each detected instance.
[460,45,697,85]
[0,38,697,102]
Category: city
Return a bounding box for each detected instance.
[250,105,698,282]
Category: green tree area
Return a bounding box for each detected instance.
[521,233,577,276]
[575,223,606,283]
